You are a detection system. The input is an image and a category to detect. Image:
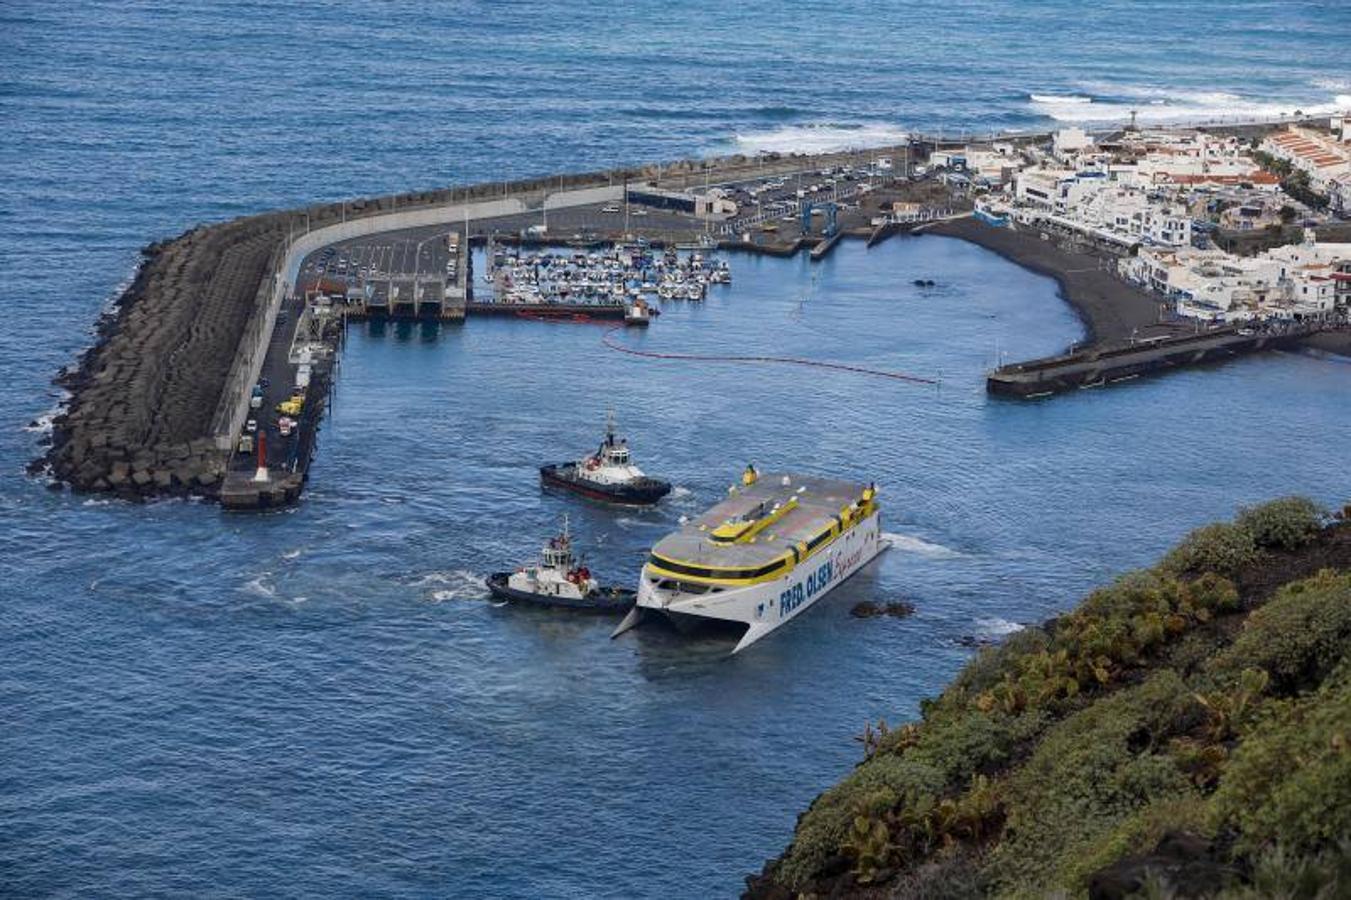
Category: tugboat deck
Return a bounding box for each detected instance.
[650,473,868,570]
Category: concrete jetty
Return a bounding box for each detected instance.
[987,324,1322,398]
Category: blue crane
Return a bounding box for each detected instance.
[800,201,839,238]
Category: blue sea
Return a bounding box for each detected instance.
[3,2,1350,897]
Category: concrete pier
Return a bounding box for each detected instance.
[987,325,1323,398]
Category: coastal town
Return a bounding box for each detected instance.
[963,118,1351,326]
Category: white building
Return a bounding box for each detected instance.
[1052,127,1092,160]
[1123,233,1351,322]
[1261,127,1351,192]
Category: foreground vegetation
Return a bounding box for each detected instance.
[747,497,1351,899]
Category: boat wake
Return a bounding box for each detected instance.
[243,573,279,600]
[883,532,962,558]
[417,569,492,603]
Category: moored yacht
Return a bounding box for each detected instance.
[612,469,888,652]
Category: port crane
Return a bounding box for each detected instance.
[800,201,839,238]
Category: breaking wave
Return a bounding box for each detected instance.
[974,617,1025,637]
[1031,83,1351,125]
[1029,93,1092,105]
[732,122,909,155]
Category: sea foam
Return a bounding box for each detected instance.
[733,122,909,155]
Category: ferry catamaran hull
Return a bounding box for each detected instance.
[612,473,889,653]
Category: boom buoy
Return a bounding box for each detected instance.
[600,327,938,386]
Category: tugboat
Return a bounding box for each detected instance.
[540,413,672,505]
[486,517,636,612]
[624,298,653,327]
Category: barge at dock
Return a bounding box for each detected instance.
[987,324,1322,398]
[612,470,888,653]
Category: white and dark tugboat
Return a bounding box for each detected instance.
[540,413,672,505]
[486,517,636,612]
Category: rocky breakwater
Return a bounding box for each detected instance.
[34,144,914,502]
[37,213,287,499]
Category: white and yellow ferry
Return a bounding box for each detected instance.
[612,467,889,653]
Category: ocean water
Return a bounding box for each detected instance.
[3,2,1351,897]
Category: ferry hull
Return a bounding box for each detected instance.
[614,511,887,653]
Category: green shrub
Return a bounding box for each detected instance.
[1215,570,1351,693]
[947,627,1050,700]
[778,755,945,887]
[1214,841,1351,899]
[1236,496,1325,551]
[1159,522,1259,579]
[903,708,1050,784]
[1062,794,1210,891]
[985,671,1194,896]
[1209,659,1351,856]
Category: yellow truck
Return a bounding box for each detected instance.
[276,394,304,417]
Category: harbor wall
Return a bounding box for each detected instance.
[215,187,626,452]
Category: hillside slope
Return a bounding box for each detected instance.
[747,498,1351,899]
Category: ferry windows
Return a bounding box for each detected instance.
[647,553,789,582]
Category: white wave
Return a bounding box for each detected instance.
[1312,77,1350,93]
[733,122,909,155]
[81,498,113,507]
[243,574,277,599]
[281,548,302,560]
[882,532,962,558]
[975,617,1025,637]
[1034,84,1350,125]
[23,411,57,434]
[670,485,693,500]
[419,569,490,602]
[1029,93,1092,105]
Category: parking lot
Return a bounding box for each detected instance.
[301,232,457,284]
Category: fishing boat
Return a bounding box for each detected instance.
[540,413,672,505]
[612,468,889,653]
[486,517,636,612]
